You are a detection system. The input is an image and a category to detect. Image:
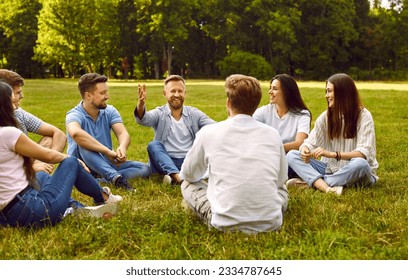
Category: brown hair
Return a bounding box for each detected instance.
[78,73,108,98]
[164,75,185,86]
[326,73,363,139]
[225,74,262,115]
[0,69,25,88]
[0,82,36,186]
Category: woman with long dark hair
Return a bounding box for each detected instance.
[0,82,122,228]
[286,73,378,195]
[253,74,311,153]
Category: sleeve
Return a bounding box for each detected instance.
[2,127,23,151]
[354,109,377,165]
[135,106,160,128]
[180,129,208,182]
[108,106,123,126]
[252,106,266,123]
[297,111,311,135]
[196,108,216,128]
[278,143,289,212]
[66,109,83,126]
[17,109,43,133]
[301,111,327,152]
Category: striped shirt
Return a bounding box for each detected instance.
[301,108,378,179]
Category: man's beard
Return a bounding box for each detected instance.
[93,100,108,109]
[169,98,183,110]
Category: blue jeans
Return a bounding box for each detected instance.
[147,140,185,175]
[286,150,377,187]
[72,146,151,182]
[0,157,105,228]
[36,171,84,209]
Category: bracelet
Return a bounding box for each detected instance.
[335,151,341,161]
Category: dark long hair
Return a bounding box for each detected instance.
[326,73,363,139]
[272,74,311,120]
[0,82,36,185]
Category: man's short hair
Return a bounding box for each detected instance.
[78,73,108,98]
[225,74,262,115]
[164,75,185,86]
[0,69,24,88]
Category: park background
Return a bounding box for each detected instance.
[0,0,408,260]
[1,0,408,81]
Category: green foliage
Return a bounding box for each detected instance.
[217,50,273,80]
[1,78,407,260]
[35,0,120,76]
[1,0,408,79]
[0,0,43,77]
[298,0,358,79]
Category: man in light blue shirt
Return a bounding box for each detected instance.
[66,73,150,191]
[135,75,215,185]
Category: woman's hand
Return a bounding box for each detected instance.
[300,147,312,163]
[310,147,333,160]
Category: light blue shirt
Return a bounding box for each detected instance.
[134,104,215,146]
[66,101,122,155]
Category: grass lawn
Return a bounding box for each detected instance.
[0,78,407,260]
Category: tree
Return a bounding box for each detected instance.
[35,0,120,77]
[0,0,43,77]
[297,0,358,79]
[247,0,302,75]
[135,0,199,78]
[117,0,140,79]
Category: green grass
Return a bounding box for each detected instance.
[1,78,407,260]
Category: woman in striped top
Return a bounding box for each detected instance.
[286,73,378,195]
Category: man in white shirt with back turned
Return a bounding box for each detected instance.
[180,74,289,234]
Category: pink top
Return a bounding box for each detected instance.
[0,126,29,210]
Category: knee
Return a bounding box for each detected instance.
[286,150,300,164]
[60,156,79,169]
[38,136,53,149]
[351,157,371,172]
[147,140,162,152]
[351,157,369,168]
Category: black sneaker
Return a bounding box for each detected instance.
[114,176,135,192]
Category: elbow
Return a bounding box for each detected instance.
[58,130,67,143]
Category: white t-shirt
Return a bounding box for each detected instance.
[253,104,310,143]
[164,116,193,158]
[0,126,29,210]
[180,115,288,233]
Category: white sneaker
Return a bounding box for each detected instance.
[285,178,308,187]
[73,203,118,218]
[163,175,172,185]
[103,187,123,203]
[326,186,343,196]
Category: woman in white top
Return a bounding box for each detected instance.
[253,74,311,153]
[0,82,121,228]
[286,73,378,195]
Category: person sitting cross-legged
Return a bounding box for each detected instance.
[180,74,289,234]
[66,73,151,192]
